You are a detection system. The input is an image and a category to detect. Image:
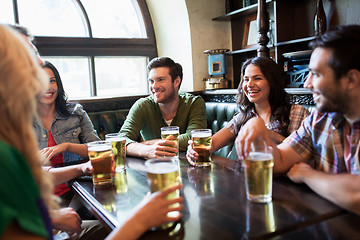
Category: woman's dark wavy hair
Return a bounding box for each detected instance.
[43,61,74,117]
[236,57,291,137]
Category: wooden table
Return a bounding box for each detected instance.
[72,155,360,239]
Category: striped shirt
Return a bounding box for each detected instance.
[284,111,360,174]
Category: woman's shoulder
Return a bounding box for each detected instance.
[291,104,311,114]
[289,104,312,124]
[67,103,86,115]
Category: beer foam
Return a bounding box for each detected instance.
[88,145,111,151]
[191,132,211,138]
[106,137,125,142]
[248,152,273,161]
[162,130,179,135]
[146,162,178,174]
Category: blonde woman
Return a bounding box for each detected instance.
[0,25,58,239]
[0,25,183,240]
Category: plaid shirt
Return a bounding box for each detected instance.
[284,111,360,174]
[226,104,310,137]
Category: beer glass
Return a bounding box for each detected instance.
[87,141,114,186]
[161,126,179,158]
[244,139,274,203]
[105,133,126,172]
[145,158,181,229]
[191,129,212,167]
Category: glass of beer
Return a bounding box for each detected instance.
[161,126,179,158]
[244,139,274,203]
[87,141,114,186]
[145,158,181,229]
[191,129,212,167]
[105,133,126,172]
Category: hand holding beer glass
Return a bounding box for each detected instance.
[160,126,179,158]
[244,138,274,203]
[105,133,126,172]
[145,158,181,229]
[190,129,212,167]
[87,141,114,186]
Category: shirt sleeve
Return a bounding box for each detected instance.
[225,112,242,136]
[288,104,310,134]
[178,96,207,151]
[284,112,314,160]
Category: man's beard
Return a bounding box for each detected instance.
[316,88,348,113]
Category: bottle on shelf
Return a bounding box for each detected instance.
[314,0,327,36]
[327,0,338,29]
[225,0,232,14]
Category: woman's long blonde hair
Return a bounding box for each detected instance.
[0,25,58,213]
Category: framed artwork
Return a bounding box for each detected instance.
[242,14,258,48]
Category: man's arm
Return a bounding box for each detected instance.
[288,162,360,215]
[126,140,177,159]
[235,117,304,175]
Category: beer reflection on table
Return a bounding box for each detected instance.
[93,184,117,213]
[243,200,276,239]
[187,164,215,198]
[114,170,129,194]
[143,220,185,240]
[92,170,130,213]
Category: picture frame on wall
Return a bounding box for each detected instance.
[242,14,258,48]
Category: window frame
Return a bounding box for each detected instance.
[12,0,157,98]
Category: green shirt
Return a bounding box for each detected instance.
[0,140,50,239]
[120,93,207,151]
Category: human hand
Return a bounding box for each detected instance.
[130,184,183,231]
[79,161,93,176]
[287,162,313,184]
[51,207,82,240]
[142,139,177,159]
[235,117,271,160]
[40,143,68,164]
[186,140,197,166]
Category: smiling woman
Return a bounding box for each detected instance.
[33,61,100,202]
[186,57,310,165]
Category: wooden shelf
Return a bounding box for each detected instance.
[227,44,275,55]
[276,36,316,47]
[213,5,257,21]
[212,0,272,21]
[227,47,258,55]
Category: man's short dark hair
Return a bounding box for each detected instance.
[310,24,360,80]
[147,57,183,88]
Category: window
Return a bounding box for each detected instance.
[0,1,14,24]
[2,0,156,99]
